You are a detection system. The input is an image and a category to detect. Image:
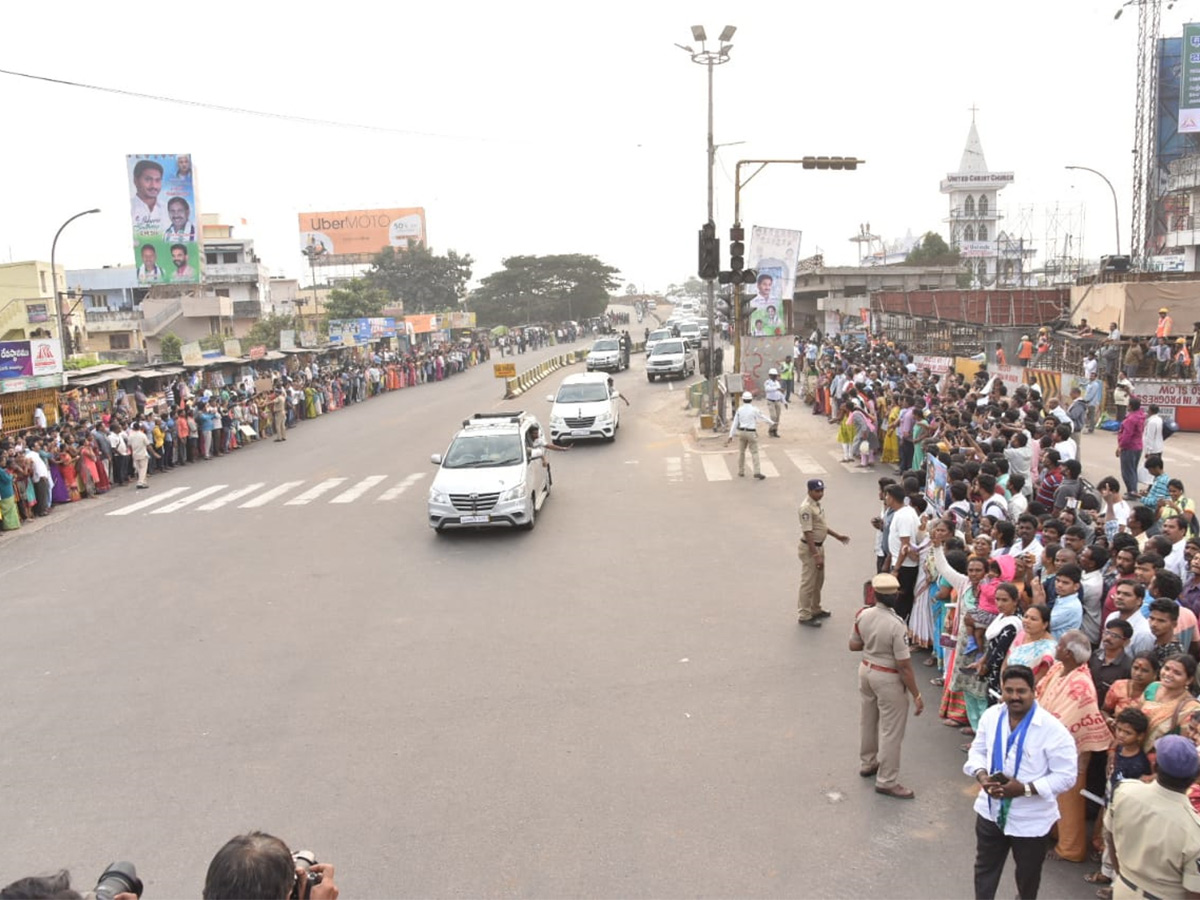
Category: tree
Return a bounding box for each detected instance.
[325,279,388,319]
[243,314,297,351]
[470,254,622,326]
[903,232,962,267]
[366,242,474,313]
[665,277,706,302]
[160,332,182,362]
[625,282,637,295]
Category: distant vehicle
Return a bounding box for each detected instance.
[645,328,673,355]
[586,338,626,372]
[546,372,621,443]
[677,322,702,348]
[645,299,657,310]
[428,412,549,533]
[646,338,697,382]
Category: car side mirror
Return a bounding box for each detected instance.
[431,453,442,465]
[546,394,555,402]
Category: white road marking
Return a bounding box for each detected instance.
[331,475,388,504]
[785,450,827,475]
[701,454,732,481]
[106,486,190,516]
[240,480,305,508]
[151,485,228,514]
[377,472,427,501]
[665,457,684,483]
[758,455,780,478]
[198,483,266,511]
[285,478,347,505]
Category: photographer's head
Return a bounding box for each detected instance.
[204,833,335,900]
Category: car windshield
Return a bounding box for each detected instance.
[442,434,525,468]
[592,340,619,351]
[653,340,684,355]
[680,323,699,332]
[648,330,671,341]
[556,383,609,402]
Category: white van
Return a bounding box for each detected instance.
[546,372,621,443]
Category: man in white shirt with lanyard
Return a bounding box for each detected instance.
[965,665,1078,900]
[726,391,774,480]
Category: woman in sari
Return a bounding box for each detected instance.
[53,444,80,503]
[908,499,934,651]
[910,408,929,472]
[1037,630,1114,862]
[1102,651,1159,724]
[849,403,879,468]
[1004,603,1057,684]
[1138,654,1200,750]
[0,461,20,531]
[48,449,70,506]
[932,537,989,731]
[880,396,900,465]
[970,581,1024,703]
[836,405,856,462]
[304,385,317,419]
[925,522,958,673]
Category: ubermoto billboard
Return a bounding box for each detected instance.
[127,153,201,285]
[299,208,426,259]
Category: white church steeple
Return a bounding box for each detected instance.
[941,113,1014,286]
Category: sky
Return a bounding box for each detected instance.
[1,0,1195,295]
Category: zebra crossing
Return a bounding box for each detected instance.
[664,448,880,483]
[107,473,428,516]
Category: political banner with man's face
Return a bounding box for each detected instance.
[127,153,201,285]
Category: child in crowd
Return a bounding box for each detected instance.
[1089,708,1152,897]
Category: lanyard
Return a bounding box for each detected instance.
[990,703,1036,831]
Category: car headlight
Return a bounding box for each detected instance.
[429,488,448,504]
[550,415,565,427]
[499,484,524,502]
[595,412,612,424]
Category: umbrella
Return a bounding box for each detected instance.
[490,325,509,336]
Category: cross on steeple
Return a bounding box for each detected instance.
[969,103,980,123]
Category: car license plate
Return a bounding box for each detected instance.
[571,428,591,436]
[460,515,489,524]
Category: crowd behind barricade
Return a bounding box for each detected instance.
[0,337,496,534]
[786,327,1200,896]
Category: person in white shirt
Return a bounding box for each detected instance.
[23,438,53,516]
[127,426,152,489]
[1105,579,1156,657]
[1098,476,1132,542]
[725,391,773,479]
[884,484,921,622]
[1010,515,1045,561]
[1161,515,1190,581]
[965,666,1078,900]
[1003,434,1034,495]
[1007,474,1029,520]
[1143,404,1165,457]
[130,158,168,230]
[32,404,47,428]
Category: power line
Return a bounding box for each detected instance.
[0,67,489,143]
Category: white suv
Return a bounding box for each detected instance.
[428,412,549,532]
[546,372,621,443]
[646,337,696,381]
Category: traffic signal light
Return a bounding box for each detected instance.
[741,268,757,284]
[698,221,719,280]
[801,156,860,170]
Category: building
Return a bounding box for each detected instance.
[0,260,63,343]
[941,117,1015,287]
[200,214,271,329]
[67,265,147,361]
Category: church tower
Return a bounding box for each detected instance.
[941,114,1014,286]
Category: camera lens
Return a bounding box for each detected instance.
[94,862,143,900]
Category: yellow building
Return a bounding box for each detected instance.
[0,260,65,343]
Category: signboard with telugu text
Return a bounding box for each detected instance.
[1182,23,1200,133]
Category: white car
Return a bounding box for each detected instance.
[428,412,549,532]
[646,338,696,381]
[546,372,621,443]
[585,338,626,372]
[645,328,673,355]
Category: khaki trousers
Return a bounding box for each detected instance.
[736,430,760,476]
[859,663,909,788]
[273,411,287,439]
[133,455,149,487]
[796,543,825,619]
[767,400,783,434]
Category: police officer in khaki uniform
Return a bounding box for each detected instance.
[849,573,925,799]
[1108,734,1200,899]
[797,478,850,627]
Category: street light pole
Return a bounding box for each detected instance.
[50,208,100,357]
[1065,165,1122,256]
[679,25,734,415]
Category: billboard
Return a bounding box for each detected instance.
[1181,23,1200,132]
[0,339,63,379]
[127,153,201,285]
[747,226,802,337]
[327,317,397,344]
[298,208,426,259]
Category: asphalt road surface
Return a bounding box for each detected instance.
[4,318,1198,898]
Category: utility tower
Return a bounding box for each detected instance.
[1126,0,1163,269]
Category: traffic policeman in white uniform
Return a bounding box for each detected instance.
[764,369,785,438]
[726,390,773,479]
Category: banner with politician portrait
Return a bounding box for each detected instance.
[127,153,201,285]
[747,227,803,324]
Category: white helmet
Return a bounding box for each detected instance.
[742,391,753,402]
[768,368,778,376]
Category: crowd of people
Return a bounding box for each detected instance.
[0,339,496,534]
[797,331,1200,898]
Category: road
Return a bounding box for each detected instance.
[4,312,1200,898]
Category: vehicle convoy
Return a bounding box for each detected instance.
[546,372,621,443]
[644,328,673,355]
[428,412,549,533]
[677,322,702,348]
[646,337,696,381]
[585,338,626,372]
